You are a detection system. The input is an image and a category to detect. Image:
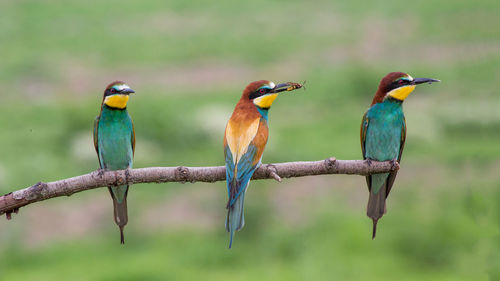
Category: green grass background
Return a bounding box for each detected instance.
[0,0,499,280]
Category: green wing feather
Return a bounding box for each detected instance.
[131,122,135,156]
[93,115,101,166]
[360,111,368,159]
[360,112,371,189]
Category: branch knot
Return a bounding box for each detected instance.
[113,171,127,186]
[23,182,49,200]
[324,157,337,171]
[176,166,190,183]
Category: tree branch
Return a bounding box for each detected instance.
[0,157,398,218]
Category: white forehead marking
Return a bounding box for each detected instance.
[113,84,130,91]
[407,74,414,81]
[268,81,275,88]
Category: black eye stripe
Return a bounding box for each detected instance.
[105,87,120,96]
[386,79,410,92]
[249,87,270,100]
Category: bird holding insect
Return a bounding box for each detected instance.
[224,80,303,248]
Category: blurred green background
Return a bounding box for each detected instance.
[0,0,499,280]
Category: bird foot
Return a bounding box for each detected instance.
[366,159,373,166]
[390,158,399,171]
[97,168,106,178]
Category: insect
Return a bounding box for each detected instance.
[285,81,305,92]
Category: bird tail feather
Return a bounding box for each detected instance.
[367,180,387,239]
[109,185,129,244]
[226,192,246,248]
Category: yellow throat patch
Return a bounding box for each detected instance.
[253,93,278,108]
[104,94,129,109]
[387,85,416,101]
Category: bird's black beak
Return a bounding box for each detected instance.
[120,88,135,95]
[413,78,440,85]
[270,82,303,93]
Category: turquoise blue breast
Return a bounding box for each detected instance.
[256,106,269,121]
[365,99,404,161]
[97,106,134,170]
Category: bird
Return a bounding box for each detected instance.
[93,81,136,244]
[360,72,439,239]
[224,80,302,248]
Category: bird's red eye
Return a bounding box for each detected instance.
[398,80,404,85]
[259,89,266,94]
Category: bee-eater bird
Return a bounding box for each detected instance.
[224,80,302,248]
[360,72,439,238]
[93,81,136,244]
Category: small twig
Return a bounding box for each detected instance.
[265,164,282,182]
